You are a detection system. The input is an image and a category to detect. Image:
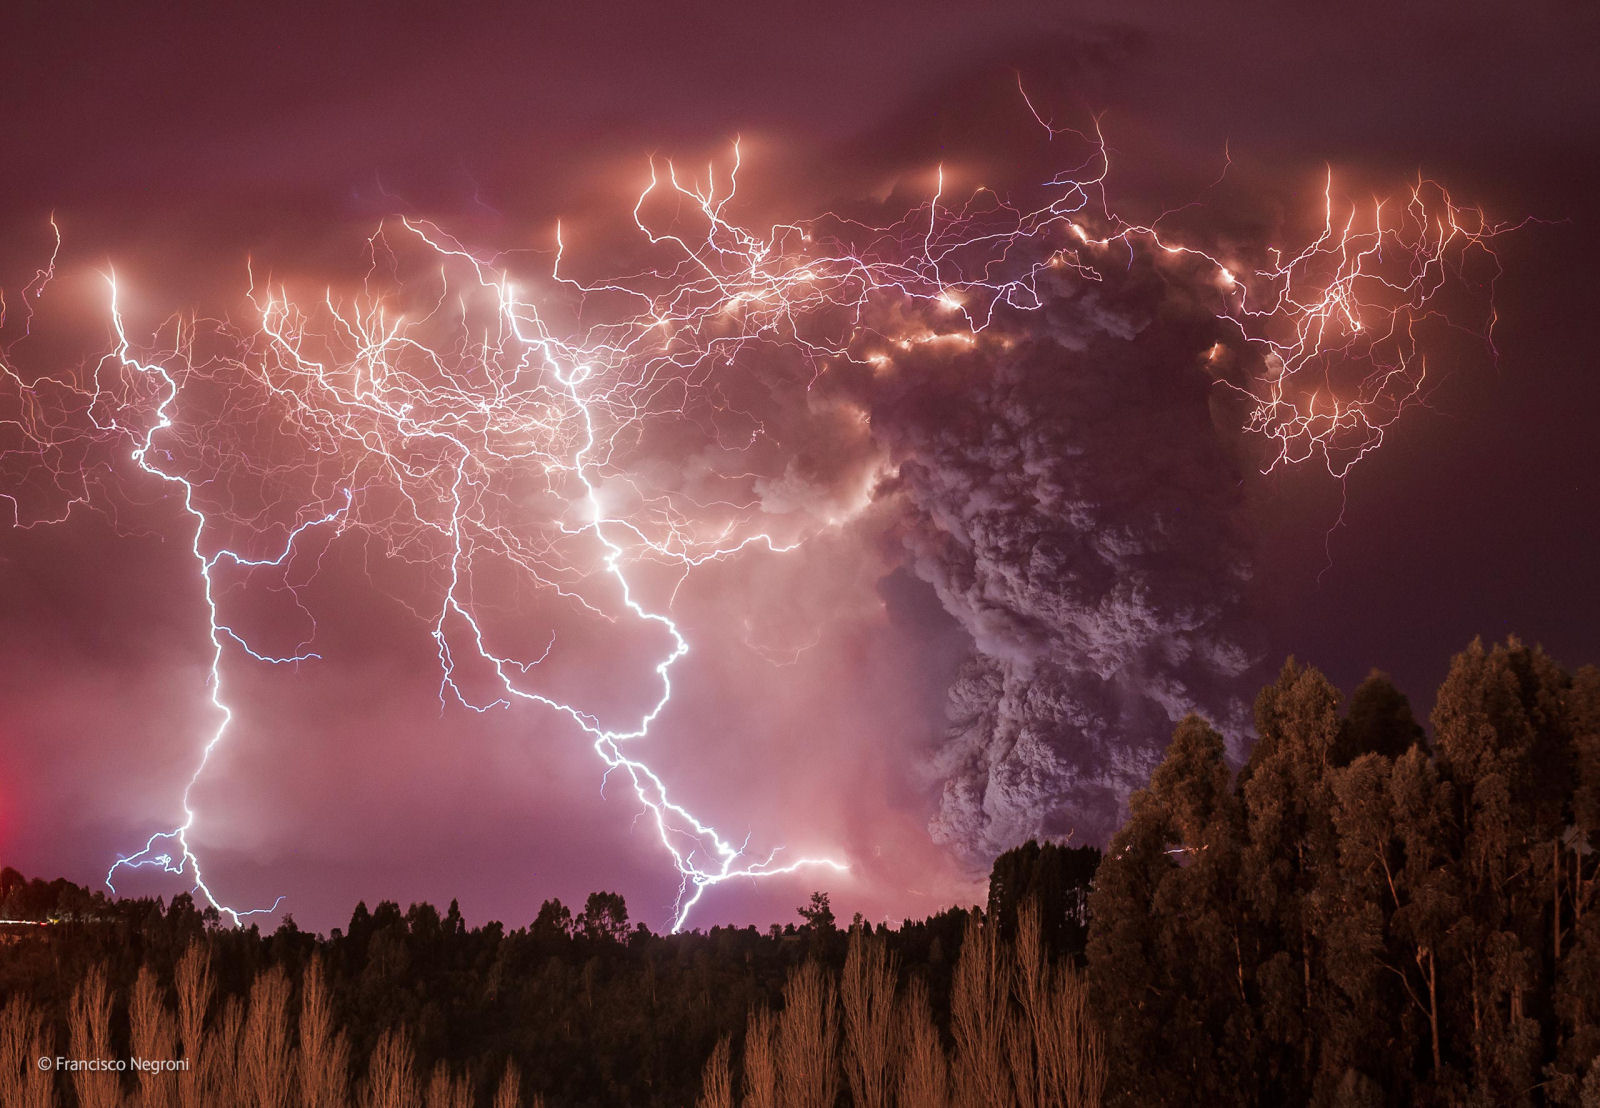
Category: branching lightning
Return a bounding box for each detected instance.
[0,126,1512,929]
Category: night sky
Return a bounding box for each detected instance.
[1,2,1595,934]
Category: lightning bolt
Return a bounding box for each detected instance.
[99,280,352,924]
[0,122,1514,929]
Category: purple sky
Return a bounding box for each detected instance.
[0,2,1596,933]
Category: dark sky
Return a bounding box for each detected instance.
[1,1,1595,933]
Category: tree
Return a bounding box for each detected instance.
[798,892,837,933]
[1237,659,1345,1101]
[1551,666,1600,1101]
[1322,751,1411,1097]
[1335,670,1427,765]
[777,962,841,1108]
[1087,714,1252,1105]
[532,898,573,940]
[986,840,1101,957]
[840,930,898,1108]
[1322,744,1461,1099]
[578,892,629,943]
[1387,742,1469,1097]
[1432,638,1572,1103]
[443,899,465,939]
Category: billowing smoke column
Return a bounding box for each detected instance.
[862,255,1257,859]
[0,134,1507,924]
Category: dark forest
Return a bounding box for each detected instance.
[2,636,1597,1106]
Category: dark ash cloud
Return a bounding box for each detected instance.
[859,251,1261,859]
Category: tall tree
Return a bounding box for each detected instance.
[1087,714,1251,1106]
[1550,665,1600,1103]
[1321,750,1417,1100]
[1237,659,1344,1101]
[1432,638,1573,1104]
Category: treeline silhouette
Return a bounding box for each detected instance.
[0,636,1595,1106]
[0,859,1094,1106]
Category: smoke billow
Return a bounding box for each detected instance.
[856,251,1260,859]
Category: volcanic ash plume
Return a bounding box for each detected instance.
[862,255,1258,859]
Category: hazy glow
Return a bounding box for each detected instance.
[0,131,1507,928]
